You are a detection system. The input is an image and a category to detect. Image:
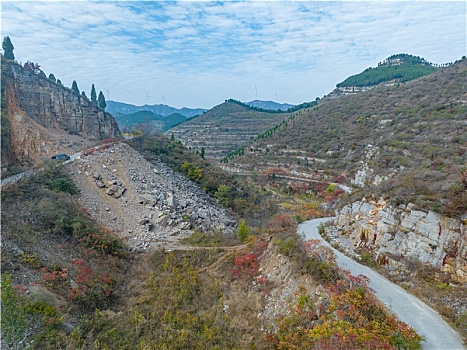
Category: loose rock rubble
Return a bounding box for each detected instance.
[68,142,236,251]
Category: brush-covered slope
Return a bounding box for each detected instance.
[167,100,292,159]
[229,58,467,217]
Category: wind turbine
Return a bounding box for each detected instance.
[144,91,151,104]
[255,84,258,99]
[105,89,110,101]
[161,92,166,105]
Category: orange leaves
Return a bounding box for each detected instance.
[232,253,259,279]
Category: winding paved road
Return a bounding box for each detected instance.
[298,217,465,350]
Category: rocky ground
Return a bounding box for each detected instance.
[67,142,313,331]
[67,142,236,251]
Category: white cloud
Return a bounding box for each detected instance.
[1,1,465,108]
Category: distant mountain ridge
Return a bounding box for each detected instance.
[247,100,294,111]
[114,110,186,132]
[106,101,206,118]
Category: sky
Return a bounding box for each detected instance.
[1,1,466,109]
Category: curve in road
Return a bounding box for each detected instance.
[298,217,465,350]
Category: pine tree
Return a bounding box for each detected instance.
[48,73,56,83]
[2,36,15,60]
[237,219,249,243]
[90,84,97,104]
[71,80,79,94]
[98,91,107,109]
[201,147,205,159]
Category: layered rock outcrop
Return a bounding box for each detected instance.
[2,60,119,167]
[9,63,119,139]
[335,198,467,282]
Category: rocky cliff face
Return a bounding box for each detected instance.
[335,198,466,282]
[1,61,119,168]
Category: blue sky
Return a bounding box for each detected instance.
[1,1,465,109]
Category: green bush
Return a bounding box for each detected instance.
[359,251,376,267]
[277,236,298,256]
[237,219,249,243]
[1,273,27,345]
[49,177,79,195]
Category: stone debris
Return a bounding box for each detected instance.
[69,142,236,251]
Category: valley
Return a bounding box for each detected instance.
[1,47,466,350]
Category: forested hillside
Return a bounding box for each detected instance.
[337,53,438,87]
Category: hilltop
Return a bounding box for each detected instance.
[326,54,439,99]
[113,110,186,132]
[167,100,293,159]
[337,54,438,88]
[247,100,294,111]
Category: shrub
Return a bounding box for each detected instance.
[237,219,249,243]
[81,147,95,157]
[181,161,203,180]
[49,177,79,195]
[1,273,27,345]
[277,236,299,256]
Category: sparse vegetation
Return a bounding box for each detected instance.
[1,273,27,346]
[228,59,467,219]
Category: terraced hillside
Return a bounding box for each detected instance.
[167,101,292,160]
[228,58,467,217]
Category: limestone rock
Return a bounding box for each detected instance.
[2,62,119,166]
[335,198,467,282]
